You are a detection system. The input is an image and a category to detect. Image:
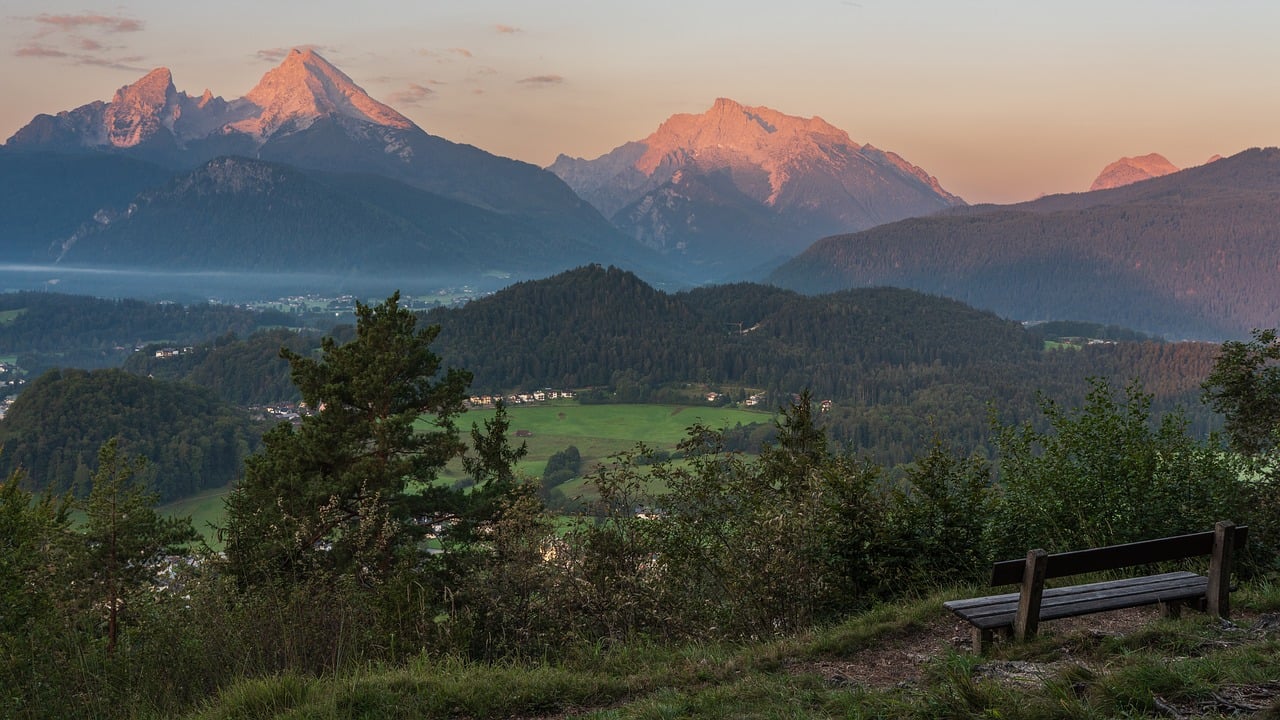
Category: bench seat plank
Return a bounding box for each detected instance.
[944,571,1205,630]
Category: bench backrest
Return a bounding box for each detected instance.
[990,525,1249,586]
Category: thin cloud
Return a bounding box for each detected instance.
[495,24,522,34]
[255,44,334,63]
[387,83,436,106]
[76,55,149,72]
[14,43,146,71]
[32,13,144,33]
[15,44,69,58]
[14,12,147,70]
[517,74,564,86]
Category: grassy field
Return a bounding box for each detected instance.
[0,308,26,326]
[435,401,771,483]
[162,402,773,547]
[158,484,235,550]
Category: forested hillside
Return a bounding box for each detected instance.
[0,368,263,501]
[0,273,1223,479]
[422,266,1222,465]
[0,292,293,373]
[0,150,175,261]
[424,266,1042,394]
[770,148,1280,339]
[123,328,333,405]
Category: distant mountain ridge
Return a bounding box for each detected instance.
[770,147,1280,339]
[1,49,654,285]
[548,98,963,279]
[7,50,413,156]
[1089,153,1179,191]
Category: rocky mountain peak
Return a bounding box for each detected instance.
[1090,153,1179,191]
[111,68,176,107]
[101,67,180,148]
[636,98,856,176]
[547,99,963,277]
[229,48,414,139]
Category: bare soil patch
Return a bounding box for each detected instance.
[792,607,1274,691]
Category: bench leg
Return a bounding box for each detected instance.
[972,627,993,654]
[1160,600,1182,619]
[1014,549,1049,641]
[1207,520,1235,619]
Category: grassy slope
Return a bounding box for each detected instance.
[184,582,1280,719]
[159,484,234,551]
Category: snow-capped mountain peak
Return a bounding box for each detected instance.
[228,48,414,140]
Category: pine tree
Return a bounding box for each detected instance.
[80,439,196,654]
[223,292,473,587]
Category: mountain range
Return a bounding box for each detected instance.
[548,98,963,277]
[0,49,655,283]
[770,147,1280,339]
[4,48,1279,340]
[2,50,969,287]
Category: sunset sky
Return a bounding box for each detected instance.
[3,1,1278,204]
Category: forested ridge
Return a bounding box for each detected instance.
[0,368,263,501]
[0,150,175,261]
[424,266,1043,392]
[0,275,1227,496]
[421,266,1222,465]
[122,328,334,405]
[770,147,1280,339]
[0,291,292,374]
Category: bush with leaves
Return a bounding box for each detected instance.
[567,391,888,640]
[875,439,997,592]
[992,378,1249,557]
[541,445,582,495]
[1202,329,1280,570]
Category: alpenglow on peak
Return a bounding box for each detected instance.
[229,48,415,139]
[4,48,418,151]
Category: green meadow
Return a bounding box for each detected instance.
[435,401,771,480]
[162,402,773,547]
[0,308,26,325]
[158,484,237,551]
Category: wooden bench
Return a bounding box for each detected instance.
[944,521,1247,652]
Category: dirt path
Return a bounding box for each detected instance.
[791,606,1271,690]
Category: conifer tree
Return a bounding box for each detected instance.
[223,292,473,586]
[80,439,196,654]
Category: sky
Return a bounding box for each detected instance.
[3,0,1279,204]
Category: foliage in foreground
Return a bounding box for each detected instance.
[186,588,1280,720]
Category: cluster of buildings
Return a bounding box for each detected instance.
[467,390,575,408]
